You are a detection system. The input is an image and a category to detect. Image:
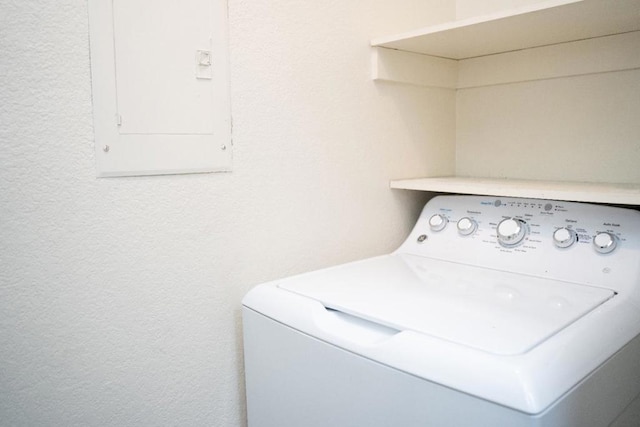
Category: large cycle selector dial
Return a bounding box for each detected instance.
[593,232,617,254]
[496,218,527,247]
[457,217,477,236]
[428,214,447,232]
[553,227,577,249]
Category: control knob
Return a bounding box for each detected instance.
[496,218,527,247]
[428,214,447,232]
[457,217,477,236]
[553,227,577,249]
[593,232,617,254]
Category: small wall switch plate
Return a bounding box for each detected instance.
[196,49,212,79]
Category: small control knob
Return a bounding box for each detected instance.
[553,227,577,249]
[593,232,617,254]
[428,214,447,232]
[497,218,527,247]
[457,217,477,236]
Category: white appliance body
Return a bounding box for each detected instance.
[242,196,640,427]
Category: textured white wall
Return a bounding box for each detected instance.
[0,0,454,425]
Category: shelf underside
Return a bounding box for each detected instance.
[372,0,640,60]
[390,177,640,205]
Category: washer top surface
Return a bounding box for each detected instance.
[278,253,614,355]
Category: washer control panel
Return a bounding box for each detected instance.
[397,195,640,292]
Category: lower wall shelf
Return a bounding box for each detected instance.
[390,177,640,205]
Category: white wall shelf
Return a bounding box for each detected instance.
[373,31,640,89]
[371,0,640,89]
[377,0,640,204]
[371,0,640,60]
[390,177,640,205]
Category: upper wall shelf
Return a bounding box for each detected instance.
[371,0,640,60]
[390,177,640,205]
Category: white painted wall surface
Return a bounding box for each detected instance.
[453,0,640,184]
[456,0,552,19]
[0,0,454,426]
[456,69,640,183]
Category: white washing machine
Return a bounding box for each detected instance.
[242,195,640,426]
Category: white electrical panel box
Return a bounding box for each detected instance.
[88,0,232,177]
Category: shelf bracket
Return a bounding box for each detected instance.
[372,47,458,89]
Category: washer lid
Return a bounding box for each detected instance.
[278,254,615,355]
